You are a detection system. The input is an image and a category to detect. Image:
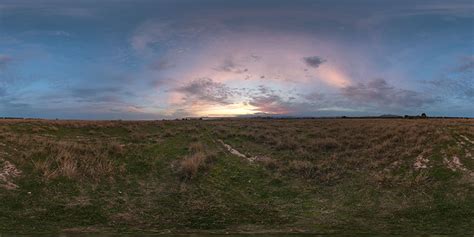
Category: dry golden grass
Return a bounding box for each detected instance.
[254,156,278,170]
[178,142,216,181]
[1,130,123,182]
[1,118,472,186]
[210,118,474,186]
[0,118,473,234]
[179,152,208,180]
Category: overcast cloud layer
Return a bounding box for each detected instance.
[0,0,473,119]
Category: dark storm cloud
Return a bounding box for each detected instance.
[303,56,326,68]
[341,79,435,108]
[174,78,236,104]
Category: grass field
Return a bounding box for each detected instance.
[1,118,473,235]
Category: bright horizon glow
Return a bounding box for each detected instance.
[193,103,260,117]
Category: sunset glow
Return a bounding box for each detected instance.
[0,0,472,119]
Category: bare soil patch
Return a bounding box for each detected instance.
[413,154,429,170]
[459,135,474,145]
[0,159,22,190]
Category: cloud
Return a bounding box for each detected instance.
[0,87,31,110]
[454,55,474,73]
[149,59,174,71]
[428,56,474,99]
[0,2,96,18]
[0,99,30,110]
[130,19,226,53]
[246,86,307,114]
[245,86,347,116]
[169,32,358,90]
[214,58,248,74]
[173,77,236,105]
[409,2,474,16]
[303,56,326,68]
[302,91,325,101]
[0,55,13,69]
[130,21,168,52]
[248,94,292,114]
[3,1,472,119]
[21,30,72,38]
[315,65,351,87]
[69,87,126,103]
[341,78,435,108]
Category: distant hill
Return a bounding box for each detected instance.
[379,114,403,118]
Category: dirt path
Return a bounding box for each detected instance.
[217,139,257,162]
[443,156,468,172]
[413,154,430,170]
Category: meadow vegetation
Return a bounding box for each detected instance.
[0,118,473,234]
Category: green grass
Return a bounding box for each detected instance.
[0,119,473,235]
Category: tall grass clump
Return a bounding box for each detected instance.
[2,132,123,182]
[178,142,215,181]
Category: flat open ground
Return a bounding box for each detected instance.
[0,119,473,235]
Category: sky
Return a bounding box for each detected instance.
[0,0,473,119]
